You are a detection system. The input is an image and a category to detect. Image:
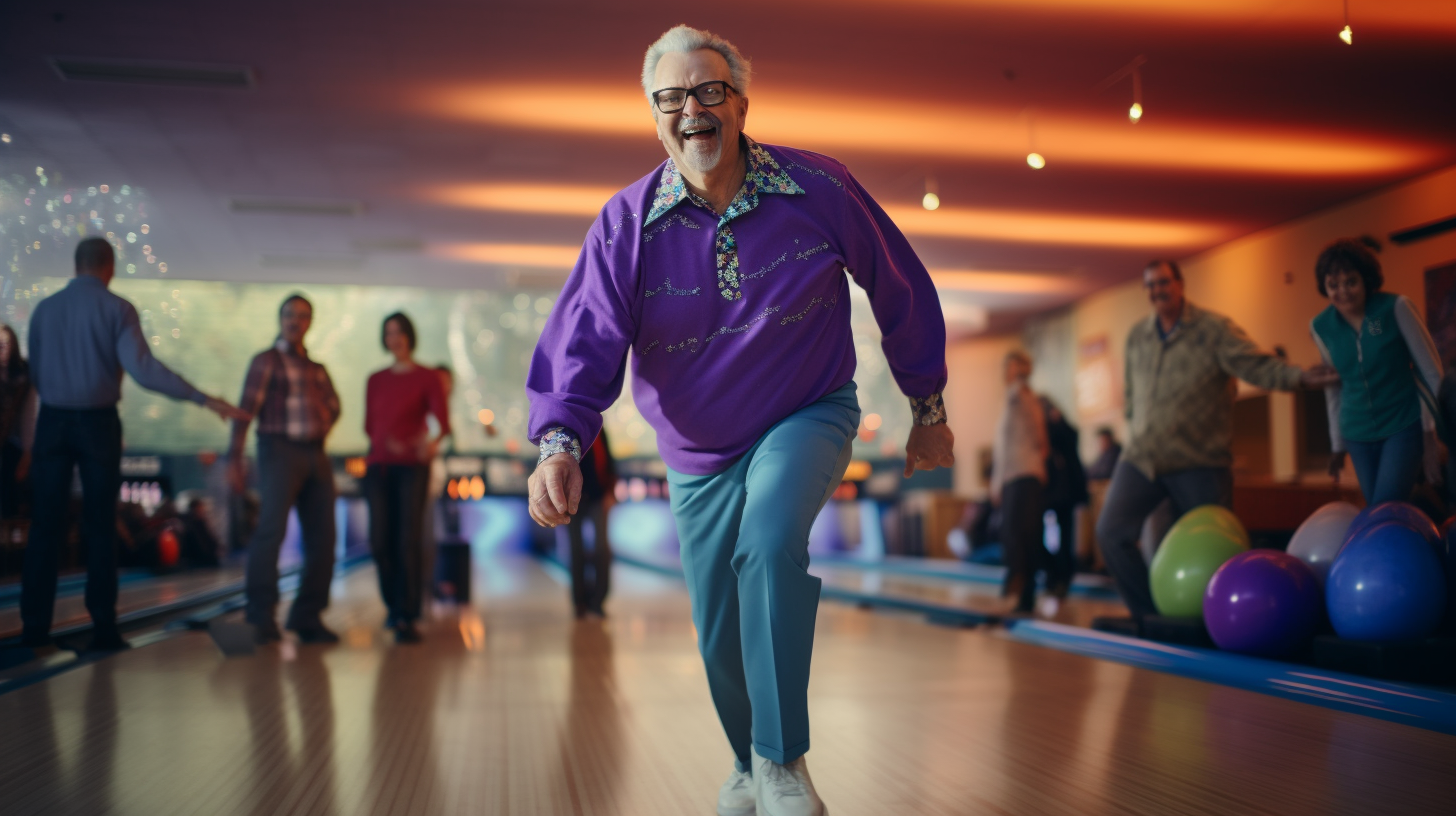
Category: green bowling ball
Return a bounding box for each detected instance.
[1150,505,1251,618]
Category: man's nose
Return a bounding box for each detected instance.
[682,94,708,118]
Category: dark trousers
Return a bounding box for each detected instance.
[1001,475,1046,612]
[245,436,336,630]
[21,406,123,639]
[1047,502,1077,596]
[567,498,611,615]
[365,463,429,625]
[1,439,27,518]
[1095,461,1232,618]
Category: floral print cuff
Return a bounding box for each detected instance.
[538,427,582,463]
[909,393,947,426]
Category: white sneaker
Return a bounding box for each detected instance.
[717,767,755,816]
[752,746,827,816]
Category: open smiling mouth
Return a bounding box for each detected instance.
[682,125,718,142]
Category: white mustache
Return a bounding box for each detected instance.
[678,116,720,135]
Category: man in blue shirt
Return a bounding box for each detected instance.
[21,237,247,651]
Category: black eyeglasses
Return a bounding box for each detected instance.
[651,80,738,113]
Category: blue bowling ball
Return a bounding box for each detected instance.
[1345,501,1439,547]
[1327,521,1447,642]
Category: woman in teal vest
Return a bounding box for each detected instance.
[1310,237,1444,505]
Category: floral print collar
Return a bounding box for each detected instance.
[645,138,805,226]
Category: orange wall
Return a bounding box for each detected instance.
[944,335,1020,497]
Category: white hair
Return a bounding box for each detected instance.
[641,25,752,99]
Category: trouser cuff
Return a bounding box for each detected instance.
[754,737,810,766]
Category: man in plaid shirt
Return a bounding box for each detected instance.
[228,294,342,644]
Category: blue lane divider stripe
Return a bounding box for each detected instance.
[610,552,998,627]
[813,555,1121,600]
[1004,620,1456,736]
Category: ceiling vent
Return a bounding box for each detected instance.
[230,198,364,217]
[260,254,365,270]
[50,57,254,89]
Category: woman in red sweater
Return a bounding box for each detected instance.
[365,312,450,643]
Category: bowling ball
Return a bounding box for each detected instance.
[1345,501,1439,547]
[1327,521,1446,642]
[1150,505,1250,618]
[1204,550,1322,658]
[1286,501,1360,587]
[157,528,180,568]
[1174,504,1251,548]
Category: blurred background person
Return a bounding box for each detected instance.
[568,429,617,619]
[0,323,36,520]
[420,364,454,605]
[23,238,246,651]
[1082,427,1122,572]
[364,312,450,644]
[991,350,1048,614]
[230,294,341,645]
[1086,427,1122,481]
[1041,396,1088,615]
[1310,237,1445,506]
[1096,260,1334,626]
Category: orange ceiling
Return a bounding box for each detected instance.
[0,0,1452,331]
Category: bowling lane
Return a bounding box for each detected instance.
[0,567,247,639]
[1,556,1453,816]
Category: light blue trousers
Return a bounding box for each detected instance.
[667,381,859,770]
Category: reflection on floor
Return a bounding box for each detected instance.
[2,556,1454,815]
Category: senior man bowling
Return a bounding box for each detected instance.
[525,25,955,816]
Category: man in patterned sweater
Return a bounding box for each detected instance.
[1095,260,1337,625]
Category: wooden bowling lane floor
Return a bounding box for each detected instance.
[0,567,247,638]
[2,557,1454,816]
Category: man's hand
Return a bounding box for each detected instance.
[529,453,582,528]
[205,396,252,423]
[1300,365,1339,389]
[227,455,247,494]
[1328,450,1346,482]
[904,423,955,478]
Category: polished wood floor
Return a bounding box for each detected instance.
[2,556,1454,815]
[0,567,246,637]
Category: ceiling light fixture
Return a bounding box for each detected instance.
[1024,111,1046,170]
[922,177,940,211]
[1129,67,1144,123]
[1095,55,1148,124]
[1340,0,1354,44]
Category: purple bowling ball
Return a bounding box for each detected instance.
[1204,550,1322,658]
[1345,501,1440,547]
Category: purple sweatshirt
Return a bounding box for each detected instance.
[527,140,947,475]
